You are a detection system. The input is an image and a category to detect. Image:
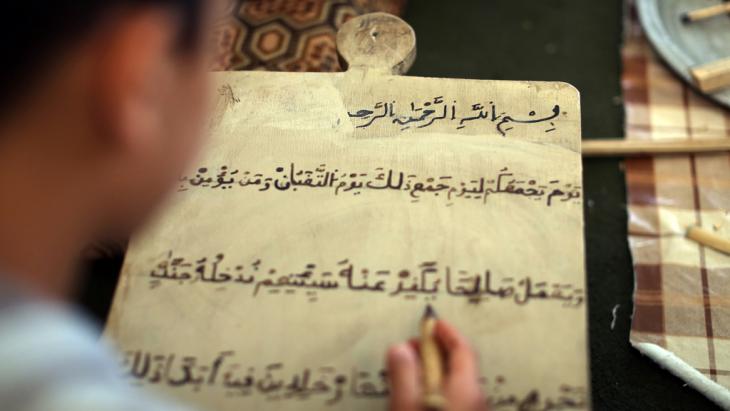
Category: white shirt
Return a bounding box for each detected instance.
[0,294,192,411]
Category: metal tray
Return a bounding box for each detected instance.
[637,0,730,108]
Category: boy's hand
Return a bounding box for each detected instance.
[387,320,489,411]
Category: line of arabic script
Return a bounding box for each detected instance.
[122,349,587,410]
[178,164,581,208]
[149,252,584,307]
[348,96,562,136]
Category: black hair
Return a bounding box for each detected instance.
[2,0,202,111]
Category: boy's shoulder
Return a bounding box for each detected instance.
[0,294,190,411]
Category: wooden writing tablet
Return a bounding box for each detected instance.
[106,13,589,411]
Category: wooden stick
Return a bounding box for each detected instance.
[687,226,730,255]
[420,305,446,410]
[581,138,730,156]
[691,57,730,93]
[681,2,730,24]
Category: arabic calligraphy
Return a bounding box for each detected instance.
[347,96,562,136]
[209,83,241,131]
[148,252,585,308]
[121,349,587,410]
[122,350,386,405]
[177,164,581,208]
[489,383,588,411]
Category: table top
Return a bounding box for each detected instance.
[400,1,720,409]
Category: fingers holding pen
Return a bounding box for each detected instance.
[387,342,423,411]
[435,320,479,380]
[388,313,488,411]
[435,320,489,411]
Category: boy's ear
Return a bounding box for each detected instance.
[91,9,179,152]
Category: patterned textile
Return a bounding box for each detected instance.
[211,0,408,72]
[623,2,730,407]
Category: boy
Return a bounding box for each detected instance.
[0,1,487,410]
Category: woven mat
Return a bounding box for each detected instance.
[623,3,730,408]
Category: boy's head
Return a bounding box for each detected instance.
[0,0,215,239]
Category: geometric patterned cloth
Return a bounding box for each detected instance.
[623,3,730,408]
[211,0,408,72]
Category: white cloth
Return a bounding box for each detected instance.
[0,296,192,411]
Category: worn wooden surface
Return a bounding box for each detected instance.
[691,57,730,93]
[582,138,730,156]
[105,13,589,411]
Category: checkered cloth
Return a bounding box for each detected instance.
[623,3,730,407]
